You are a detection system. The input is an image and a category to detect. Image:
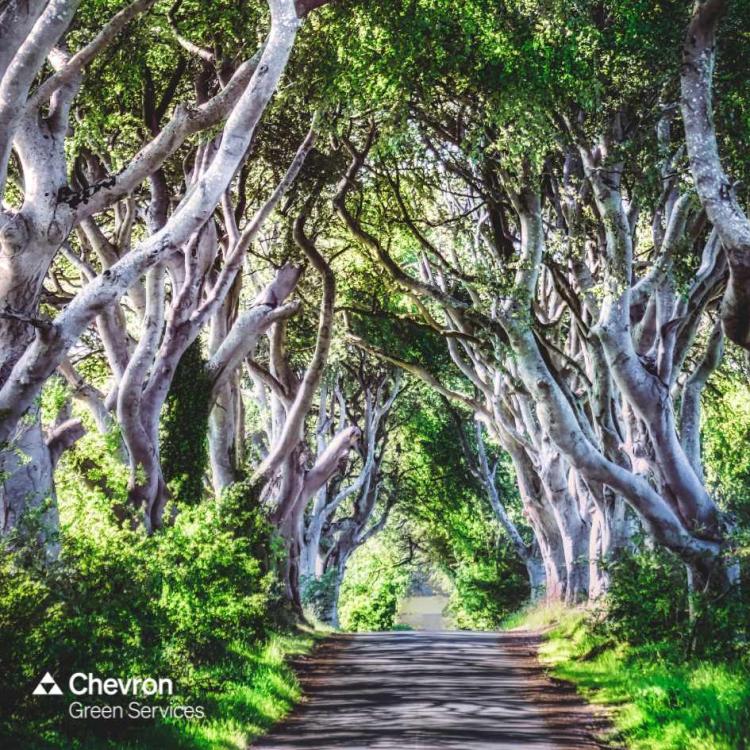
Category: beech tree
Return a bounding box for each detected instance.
[299,362,402,624]
[0,0,330,540]
[682,0,750,353]
[1,0,748,627]
[325,0,749,600]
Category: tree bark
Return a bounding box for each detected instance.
[681,0,750,351]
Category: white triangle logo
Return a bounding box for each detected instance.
[33,672,63,696]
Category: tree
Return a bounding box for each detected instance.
[300,362,402,625]
[0,0,330,541]
[320,0,746,598]
[681,0,750,352]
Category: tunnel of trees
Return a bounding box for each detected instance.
[1,0,749,748]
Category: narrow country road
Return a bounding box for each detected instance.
[251,631,608,750]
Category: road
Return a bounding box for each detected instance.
[251,630,607,750]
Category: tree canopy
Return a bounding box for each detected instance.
[1,1,750,746]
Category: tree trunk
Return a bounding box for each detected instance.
[538,444,590,604]
[505,442,567,602]
[0,410,58,555]
[681,0,750,352]
[321,558,348,628]
[270,445,308,614]
[525,553,546,602]
[209,382,239,496]
[208,291,241,495]
[0,122,71,540]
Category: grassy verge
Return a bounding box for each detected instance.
[16,628,320,750]
[507,606,750,750]
[163,627,320,750]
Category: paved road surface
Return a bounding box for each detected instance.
[251,631,607,750]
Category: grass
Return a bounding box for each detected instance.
[12,628,320,750]
[166,627,320,750]
[501,601,572,631]
[507,605,750,750]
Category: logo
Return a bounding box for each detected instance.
[33,672,63,696]
[69,673,173,696]
[31,670,205,720]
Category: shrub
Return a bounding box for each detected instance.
[593,546,690,654]
[593,545,750,663]
[300,569,339,622]
[0,485,282,745]
[338,534,411,632]
[448,543,528,630]
[341,577,404,632]
[157,497,280,670]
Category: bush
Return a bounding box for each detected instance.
[448,543,528,630]
[300,569,338,622]
[156,495,280,671]
[0,486,282,746]
[341,577,404,632]
[593,546,690,654]
[338,534,411,632]
[593,545,750,663]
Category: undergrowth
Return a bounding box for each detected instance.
[537,611,749,750]
[507,601,750,750]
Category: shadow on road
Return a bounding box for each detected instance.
[250,630,609,750]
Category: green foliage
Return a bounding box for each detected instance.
[703,374,750,521]
[39,378,70,426]
[387,387,530,628]
[7,1,750,745]
[530,610,750,750]
[507,536,750,749]
[449,541,529,630]
[338,534,411,632]
[161,341,212,506]
[0,478,287,747]
[59,424,130,514]
[68,0,267,170]
[154,503,279,669]
[185,629,318,750]
[341,577,404,632]
[581,541,749,665]
[593,546,690,656]
[300,569,338,623]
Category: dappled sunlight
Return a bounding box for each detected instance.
[1,0,749,747]
[252,632,605,749]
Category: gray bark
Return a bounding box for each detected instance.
[681,0,750,351]
[0,0,309,537]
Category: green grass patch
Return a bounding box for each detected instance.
[501,601,572,631]
[9,628,319,750]
[165,628,319,750]
[509,606,750,750]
